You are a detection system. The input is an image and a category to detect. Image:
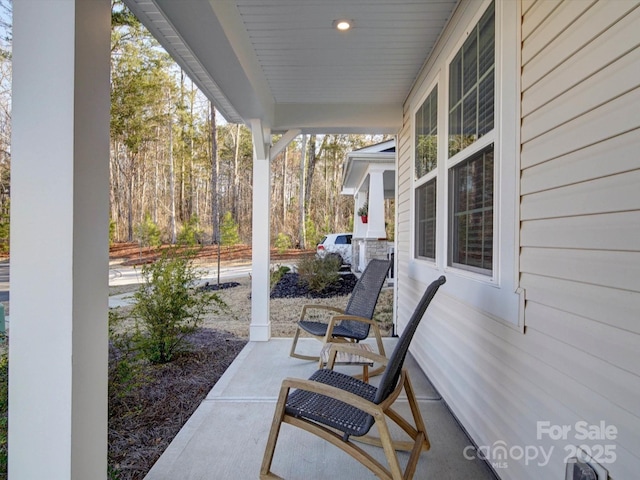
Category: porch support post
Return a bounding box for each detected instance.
[9,1,111,478]
[354,192,368,238]
[366,169,387,238]
[250,119,272,341]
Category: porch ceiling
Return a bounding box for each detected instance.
[123,0,458,134]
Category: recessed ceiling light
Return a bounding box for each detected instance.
[333,19,353,31]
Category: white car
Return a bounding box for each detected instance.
[316,233,353,265]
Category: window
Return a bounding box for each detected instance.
[415,179,437,259]
[449,147,493,273]
[448,2,495,274]
[336,235,352,245]
[408,0,522,326]
[414,86,438,260]
[415,86,438,179]
[448,3,494,157]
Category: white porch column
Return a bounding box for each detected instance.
[366,170,387,238]
[250,119,271,341]
[10,1,111,478]
[354,192,368,238]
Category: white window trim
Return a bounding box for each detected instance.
[412,78,440,264]
[408,0,524,331]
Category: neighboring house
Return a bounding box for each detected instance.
[9,1,639,479]
[341,139,396,273]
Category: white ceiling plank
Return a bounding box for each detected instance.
[125,0,458,132]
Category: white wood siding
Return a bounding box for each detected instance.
[397,1,640,479]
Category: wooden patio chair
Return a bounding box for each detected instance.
[289,258,391,368]
[261,275,446,480]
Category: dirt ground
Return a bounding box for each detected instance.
[109,242,395,339]
[110,265,394,339]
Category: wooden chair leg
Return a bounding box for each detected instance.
[403,371,430,451]
[289,326,320,361]
[353,371,430,454]
[260,387,289,479]
[364,325,387,378]
[375,416,405,480]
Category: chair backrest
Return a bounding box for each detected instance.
[374,275,446,404]
[341,259,392,339]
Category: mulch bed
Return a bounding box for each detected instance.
[270,273,358,299]
[200,281,241,291]
[108,328,247,480]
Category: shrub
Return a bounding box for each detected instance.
[0,210,9,255]
[131,249,226,364]
[304,219,324,248]
[220,211,241,248]
[274,232,291,254]
[178,215,204,246]
[270,264,291,287]
[0,351,7,474]
[134,213,162,250]
[297,254,341,293]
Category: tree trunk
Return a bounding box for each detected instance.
[168,104,177,244]
[304,135,316,220]
[210,105,219,245]
[298,134,307,249]
[282,147,287,226]
[232,123,241,219]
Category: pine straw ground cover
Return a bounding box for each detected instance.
[108,272,393,480]
[108,329,247,479]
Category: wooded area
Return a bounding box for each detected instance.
[0,1,10,254]
[0,1,393,254]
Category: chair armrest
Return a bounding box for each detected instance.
[300,304,345,321]
[328,314,378,326]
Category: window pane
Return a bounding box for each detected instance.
[415,105,425,177]
[462,34,478,94]
[449,51,462,106]
[478,6,495,77]
[449,147,494,273]
[462,86,478,147]
[415,179,437,259]
[448,104,462,157]
[478,73,494,136]
[415,86,438,178]
[448,1,494,157]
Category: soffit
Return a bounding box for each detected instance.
[124,0,458,133]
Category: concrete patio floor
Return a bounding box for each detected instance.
[143,337,497,480]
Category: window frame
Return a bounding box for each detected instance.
[415,177,437,260]
[446,1,496,277]
[408,0,523,329]
[413,82,440,262]
[448,145,495,275]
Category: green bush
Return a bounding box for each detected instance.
[134,213,162,249]
[304,219,324,248]
[178,215,204,246]
[270,264,291,287]
[220,211,241,248]
[131,249,226,364]
[0,351,7,475]
[109,219,117,246]
[274,232,291,254]
[297,254,341,293]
